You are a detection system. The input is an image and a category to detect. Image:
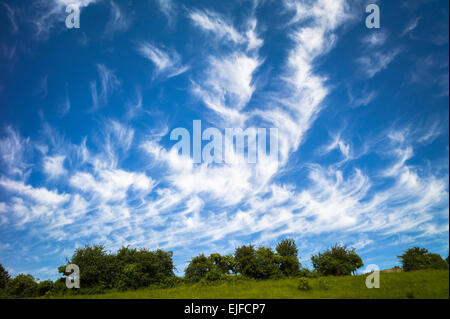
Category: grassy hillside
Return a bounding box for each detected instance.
[50,269,448,299]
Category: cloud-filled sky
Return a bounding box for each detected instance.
[0,0,448,280]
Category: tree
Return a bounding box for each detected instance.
[398,247,448,271]
[0,264,10,290]
[209,253,236,274]
[37,280,54,296]
[234,245,258,278]
[311,244,363,276]
[114,246,175,288]
[276,239,301,276]
[255,247,282,279]
[59,244,113,288]
[6,274,38,298]
[184,254,214,282]
[276,239,298,257]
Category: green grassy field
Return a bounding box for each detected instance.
[50,269,449,299]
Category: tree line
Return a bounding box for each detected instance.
[0,240,448,298]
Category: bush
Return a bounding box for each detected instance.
[37,280,54,296]
[235,245,258,278]
[0,264,10,290]
[159,276,184,288]
[6,274,38,298]
[297,268,319,278]
[116,263,145,290]
[185,254,214,283]
[255,247,282,279]
[398,247,449,271]
[58,245,176,291]
[311,244,363,276]
[49,278,68,296]
[297,278,311,291]
[59,244,113,288]
[209,253,236,274]
[427,253,449,270]
[204,270,224,282]
[276,239,301,276]
[114,246,175,288]
[276,239,298,257]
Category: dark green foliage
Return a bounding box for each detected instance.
[446,256,449,266]
[57,245,175,291]
[398,247,449,271]
[235,245,258,278]
[6,274,38,298]
[276,239,301,276]
[311,244,363,276]
[59,244,112,288]
[37,280,54,296]
[254,247,282,279]
[209,253,236,274]
[114,246,175,289]
[297,267,320,278]
[185,254,214,282]
[279,256,301,277]
[0,264,10,289]
[427,253,449,270]
[276,239,298,257]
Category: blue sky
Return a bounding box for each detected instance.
[0,0,448,280]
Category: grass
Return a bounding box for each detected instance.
[48,269,449,299]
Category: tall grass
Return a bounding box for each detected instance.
[49,269,448,299]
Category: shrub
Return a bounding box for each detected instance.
[58,245,176,291]
[116,263,145,290]
[50,278,68,295]
[204,270,223,282]
[398,247,449,271]
[234,245,258,278]
[255,247,282,279]
[276,239,298,257]
[209,253,236,274]
[276,239,301,276]
[6,274,38,298]
[159,276,184,288]
[427,253,449,270]
[115,247,175,287]
[0,264,10,290]
[297,278,311,291]
[59,244,113,288]
[297,268,319,278]
[311,244,363,276]
[37,280,54,296]
[185,254,214,283]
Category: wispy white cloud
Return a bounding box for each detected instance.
[105,1,132,35]
[401,17,420,37]
[357,48,402,78]
[155,0,176,25]
[43,155,67,179]
[136,42,189,79]
[0,127,31,178]
[0,178,69,206]
[188,9,244,44]
[347,85,378,108]
[2,2,19,33]
[361,30,388,47]
[90,64,121,110]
